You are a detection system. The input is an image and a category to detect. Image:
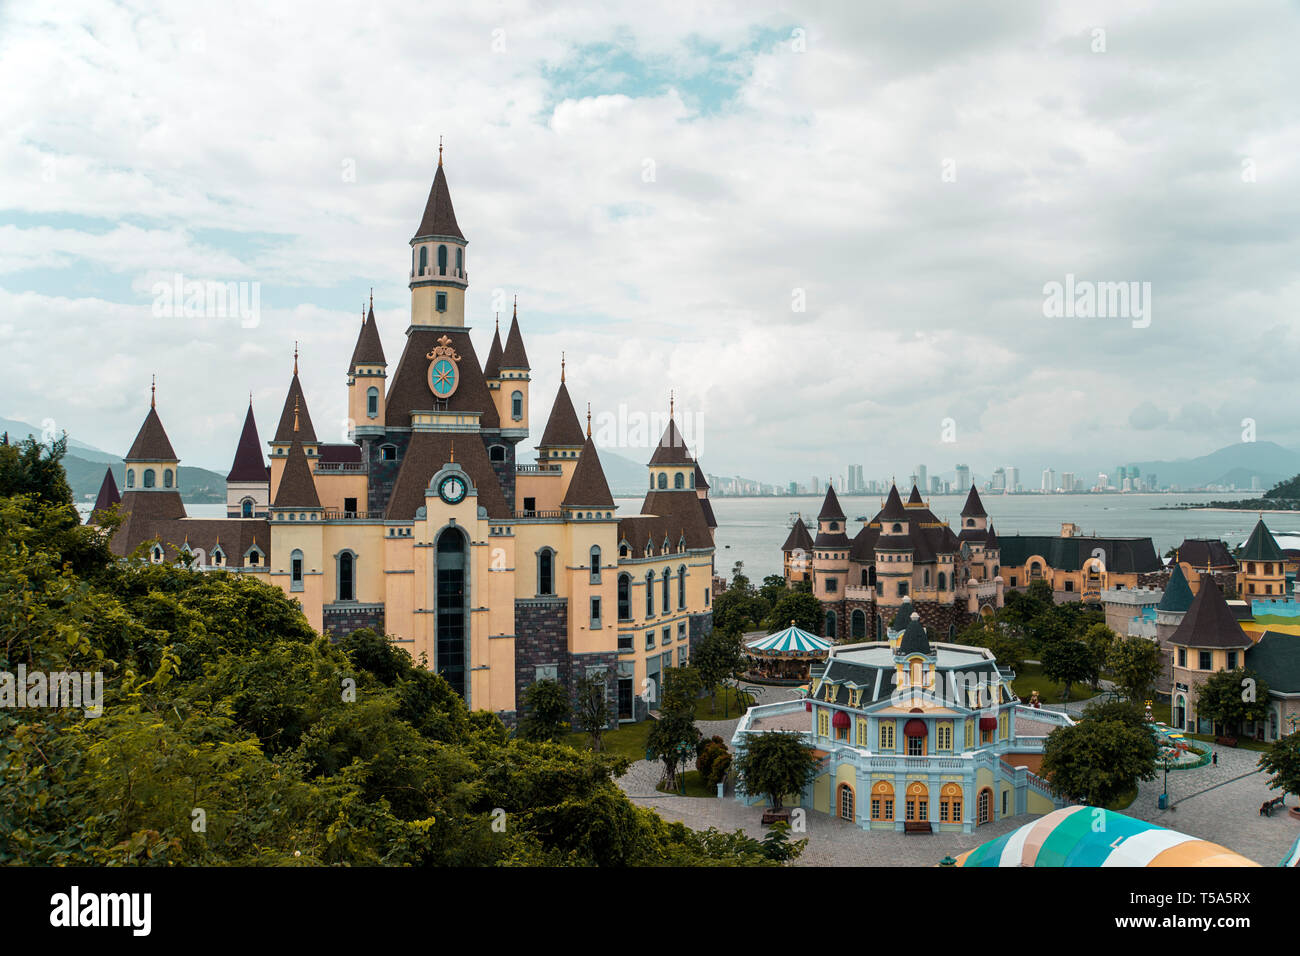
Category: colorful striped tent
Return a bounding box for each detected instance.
[954,806,1257,867]
[745,625,832,656]
[1283,832,1300,868]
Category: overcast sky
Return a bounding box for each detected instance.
[2,1,1298,482]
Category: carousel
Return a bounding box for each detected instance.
[743,621,833,685]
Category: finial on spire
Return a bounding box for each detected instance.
[438,136,443,167]
[561,351,566,383]
[450,440,455,463]
[495,311,499,331]
[293,396,300,433]
[249,390,253,407]
[293,341,299,376]
[587,402,592,438]
[151,375,156,409]
[369,287,373,312]
[670,389,674,419]
[513,293,517,319]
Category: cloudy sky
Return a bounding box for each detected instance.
[2,0,1298,484]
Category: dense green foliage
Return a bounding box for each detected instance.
[1105,635,1162,703]
[1258,733,1300,798]
[519,678,571,743]
[1040,700,1157,807]
[1194,668,1272,737]
[691,629,745,714]
[647,667,703,791]
[0,440,780,866]
[712,563,819,638]
[733,731,819,810]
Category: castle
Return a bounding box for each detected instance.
[90,153,716,727]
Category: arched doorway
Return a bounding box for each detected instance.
[851,609,867,640]
[1174,695,1186,730]
[939,783,962,824]
[905,782,928,822]
[436,528,468,698]
[838,783,855,822]
[977,787,992,825]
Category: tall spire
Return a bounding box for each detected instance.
[150,374,156,408]
[587,402,592,438]
[227,401,267,483]
[438,135,443,167]
[293,341,299,376]
[561,351,566,383]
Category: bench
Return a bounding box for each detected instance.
[904,821,933,835]
[1260,796,1285,817]
[761,808,791,826]
[1216,736,1238,748]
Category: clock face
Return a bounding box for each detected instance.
[428,357,458,398]
[438,474,467,505]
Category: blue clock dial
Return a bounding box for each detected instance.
[429,358,458,398]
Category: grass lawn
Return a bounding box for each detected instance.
[1011,663,1098,706]
[563,719,654,762]
[1105,788,1138,811]
[1186,732,1271,753]
[656,770,716,798]
[693,686,756,721]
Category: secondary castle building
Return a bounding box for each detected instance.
[731,612,1068,833]
[91,154,716,727]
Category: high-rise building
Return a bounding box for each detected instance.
[1007,467,1019,494]
[1041,469,1055,493]
[915,465,928,494]
[1062,471,1075,493]
[955,464,970,490]
[855,464,864,492]
[991,467,1007,492]
[811,476,819,495]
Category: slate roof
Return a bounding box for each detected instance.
[1246,631,1300,695]
[961,485,987,518]
[649,417,694,465]
[483,321,504,379]
[273,373,317,444]
[906,484,925,506]
[112,515,269,568]
[500,313,529,370]
[384,327,499,430]
[413,161,464,240]
[539,381,585,447]
[319,443,363,464]
[818,486,845,521]
[700,497,717,530]
[349,303,386,371]
[1240,519,1283,562]
[781,516,814,552]
[562,437,615,509]
[273,441,321,509]
[890,597,914,630]
[90,467,120,517]
[1176,539,1237,570]
[997,535,1160,573]
[1157,564,1194,613]
[385,431,509,520]
[618,489,713,558]
[125,406,178,461]
[110,490,187,556]
[227,404,267,482]
[897,614,932,656]
[693,464,709,491]
[1167,577,1253,649]
[878,485,908,521]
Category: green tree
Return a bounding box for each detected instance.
[762,591,824,635]
[1041,640,1096,702]
[1105,635,1162,703]
[1258,733,1300,799]
[758,574,788,608]
[1026,578,1054,606]
[574,670,611,751]
[1194,668,1271,738]
[1082,623,1116,690]
[733,732,819,810]
[647,667,703,790]
[1041,707,1158,806]
[518,679,571,743]
[692,630,745,714]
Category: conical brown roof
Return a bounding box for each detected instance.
[649,417,694,465]
[125,406,178,461]
[273,374,317,444]
[563,437,615,508]
[540,382,585,447]
[500,313,529,369]
[961,484,987,518]
[1167,577,1252,649]
[413,162,464,240]
[878,484,907,521]
[227,403,267,482]
[273,440,321,508]
[818,485,845,521]
[349,304,386,371]
[483,320,504,379]
[1241,519,1283,562]
[781,516,813,552]
[88,467,120,523]
[906,484,925,505]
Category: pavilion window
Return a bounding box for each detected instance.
[437,245,447,275]
[367,387,379,418]
[419,246,428,275]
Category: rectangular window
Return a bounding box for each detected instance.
[826,577,838,593]
[937,722,952,751]
[871,798,881,819]
[1009,576,1017,587]
[879,721,895,751]
[662,627,671,646]
[999,712,1009,739]
[965,720,974,749]
[884,799,894,820]
[1002,790,1009,815]
[1199,651,1212,671]
[856,718,868,746]
[436,291,447,312]
[618,633,632,651]
[590,597,601,629]
[1178,648,1187,667]
[817,710,830,737]
[907,735,924,756]
[678,647,687,666]
[898,582,909,597]
[677,623,687,644]
[1227,651,1238,670]
[645,631,655,650]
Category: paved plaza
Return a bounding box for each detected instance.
[618,687,1300,866]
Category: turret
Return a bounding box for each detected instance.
[537,357,585,487]
[495,300,530,435]
[348,296,388,438]
[960,484,988,533]
[269,345,318,500]
[227,397,270,518]
[647,395,695,492]
[409,142,469,328]
[87,467,120,525]
[122,377,182,500]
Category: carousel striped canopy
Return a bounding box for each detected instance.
[746,625,832,655]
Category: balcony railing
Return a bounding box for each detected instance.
[515,464,562,475]
[323,510,385,520]
[514,509,564,519]
[315,462,367,473]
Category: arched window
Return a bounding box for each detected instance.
[290,549,304,591]
[674,472,684,489]
[940,783,963,824]
[537,548,555,596]
[618,573,631,621]
[662,570,670,611]
[871,781,894,821]
[437,245,447,275]
[825,610,837,639]
[151,545,163,563]
[511,391,523,420]
[455,247,463,276]
[436,528,468,697]
[977,787,992,825]
[690,471,696,489]
[164,469,173,488]
[906,782,929,822]
[337,551,355,601]
[143,468,156,488]
[126,469,135,488]
[419,246,428,275]
[851,609,867,639]
[937,572,946,590]
[211,548,223,567]
[241,498,254,518]
[892,523,902,533]
[677,566,686,609]
[646,571,655,617]
[838,783,856,822]
[589,546,601,585]
[923,568,930,587]
[657,473,667,489]
[367,387,379,418]
[489,444,506,462]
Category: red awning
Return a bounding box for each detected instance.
[980,716,998,731]
[904,718,927,738]
[832,710,850,729]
